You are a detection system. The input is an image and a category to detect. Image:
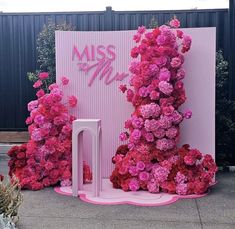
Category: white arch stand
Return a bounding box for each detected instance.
[72,119,102,197]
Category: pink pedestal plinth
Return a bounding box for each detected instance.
[55,179,208,206]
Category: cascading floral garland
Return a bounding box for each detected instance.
[8,73,92,190]
[110,18,217,195]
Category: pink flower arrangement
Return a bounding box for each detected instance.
[8,74,92,190]
[110,18,217,195]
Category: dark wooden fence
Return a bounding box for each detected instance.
[0,7,229,130]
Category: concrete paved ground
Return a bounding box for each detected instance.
[0,147,235,229]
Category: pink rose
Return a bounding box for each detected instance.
[39,72,49,80]
[119,132,128,141]
[139,171,150,181]
[61,76,69,85]
[169,18,180,28]
[33,80,42,88]
[36,89,45,98]
[129,178,140,191]
[68,95,77,107]
[170,57,182,68]
[136,161,145,171]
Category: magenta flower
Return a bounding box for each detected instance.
[159,68,171,81]
[119,84,127,93]
[39,72,49,80]
[170,57,182,68]
[176,68,186,80]
[36,89,45,98]
[61,76,69,85]
[33,80,42,89]
[176,183,188,195]
[68,95,77,107]
[175,172,187,184]
[129,166,139,176]
[129,178,140,191]
[153,128,165,138]
[156,138,175,151]
[131,116,144,129]
[159,81,173,95]
[137,25,146,34]
[169,18,180,28]
[130,129,141,143]
[145,133,154,142]
[34,115,45,126]
[60,179,72,187]
[119,132,128,141]
[139,86,148,97]
[166,127,178,139]
[136,161,145,171]
[27,100,38,111]
[150,91,160,100]
[140,103,161,118]
[184,109,192,119]
[139,171,150,181]
[48,83,59,91]
[147,181,160,193]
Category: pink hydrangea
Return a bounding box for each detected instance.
[156,138,175,151]
[176,183,188,195]
[34,115,45,126]
[39,72,49,80]
[60,179,72,187]
[147,181,160,193]
[140,103,160,118]
[159,115,172,129]
[61,76,69,85]
[131,116,144,129]
[171,111,183,124]
[139,171,150,181]
[151,164,169,183]
[129,178,140,191]
[159,68,171,81]
[175,172,187,184]
[31,128,43,141]
[162,105,175,116]
[144,119,159,132]
[145,133,154,142]
[158,81,173,95]
[139,86,148,97]
[153,128,165,138]
[166,127,178,139]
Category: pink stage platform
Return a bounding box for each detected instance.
[54,179,208,206]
